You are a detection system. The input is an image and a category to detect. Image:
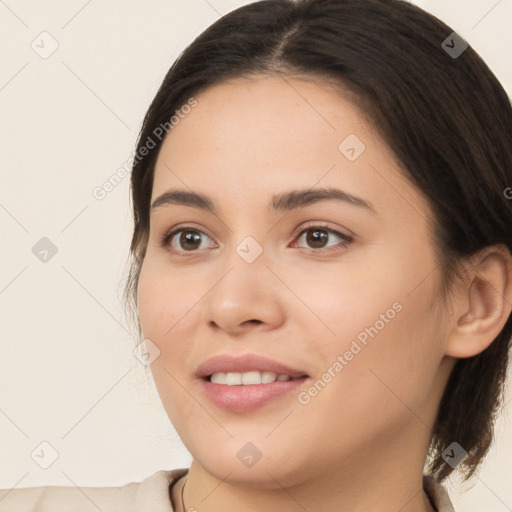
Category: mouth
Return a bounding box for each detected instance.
[207,370,301,385]
[196,354,310,412]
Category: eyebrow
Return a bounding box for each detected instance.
[150,187,376,215]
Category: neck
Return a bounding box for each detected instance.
[173,439,437,512]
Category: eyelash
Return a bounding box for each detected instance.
[159,223,353,256]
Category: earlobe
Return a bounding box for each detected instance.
[445,246,512,359]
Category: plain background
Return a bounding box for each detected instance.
[0,1,510,510]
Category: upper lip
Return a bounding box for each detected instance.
[195,354,309,379]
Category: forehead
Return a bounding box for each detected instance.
[159,74,366,156]
[155,74,366,169]
[151,74,432,226]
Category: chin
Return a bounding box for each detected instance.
[188,437,312,489]
[200,459,302,488]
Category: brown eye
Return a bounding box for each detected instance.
[293,225,352,251]
[177,230,203,251]
[305,229,329,249]
[161,228,215,252]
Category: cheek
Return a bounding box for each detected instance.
[330,290,441,429]
[136,259,201,418]
[296,247,443,412]
[136,255,200,341]
[292,293,442,468]
[285,253,398,351]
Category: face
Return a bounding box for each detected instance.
[137,74,453,487]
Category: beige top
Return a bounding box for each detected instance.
[0,469,455,511]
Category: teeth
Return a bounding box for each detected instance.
[242,371,261,385]
[261,371,277,384]
[209,371,293,385]
[210,372,227,385]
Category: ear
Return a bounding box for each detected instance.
[445,244,512,358]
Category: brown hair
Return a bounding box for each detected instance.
[122,0,512,482]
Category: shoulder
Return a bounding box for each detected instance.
[0,468,188,512]
[423,475,456,512]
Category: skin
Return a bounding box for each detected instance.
[136,74,512,512]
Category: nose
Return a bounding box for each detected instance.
[202,244,286,335]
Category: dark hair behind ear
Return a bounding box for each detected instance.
[124,0,512,482]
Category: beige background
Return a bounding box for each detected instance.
[0,0,510,510]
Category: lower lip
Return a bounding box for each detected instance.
[199,377,308,412]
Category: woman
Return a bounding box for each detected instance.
[1,0,511,510]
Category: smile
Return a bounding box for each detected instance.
[196,354,310,412]
[209,371,293,385]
